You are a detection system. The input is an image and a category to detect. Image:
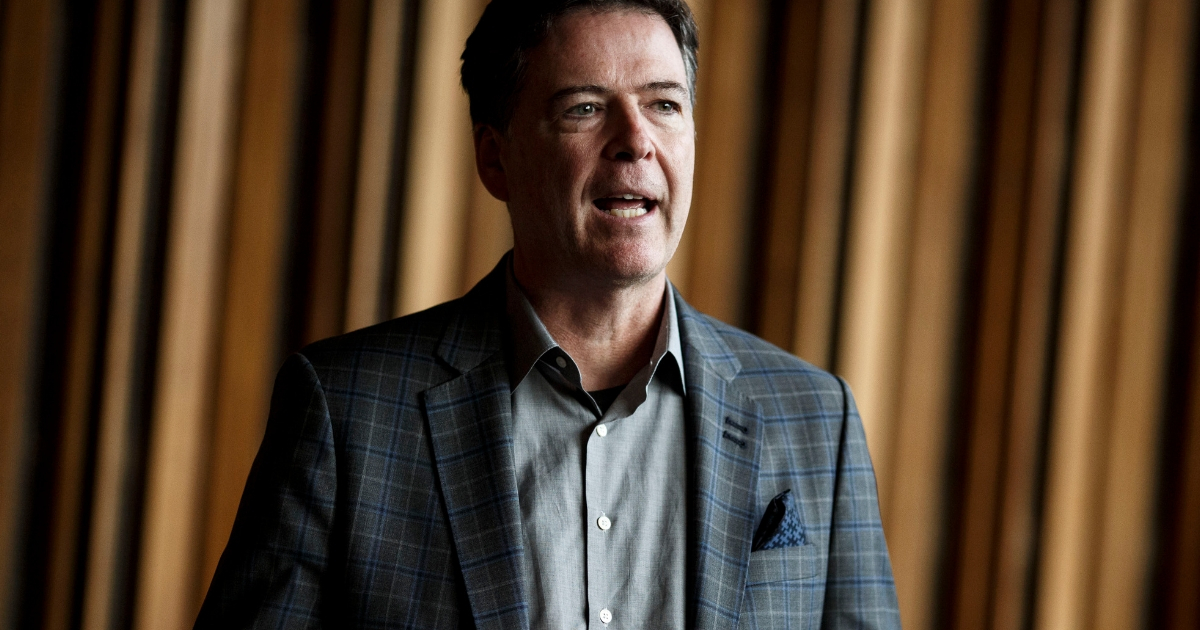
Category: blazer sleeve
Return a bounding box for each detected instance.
[195,353,337,629]
[820,377,901,629]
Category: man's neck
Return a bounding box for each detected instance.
[512,255,667,391]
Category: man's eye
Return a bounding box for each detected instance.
[567,103,597,116]
[653,101,679,113]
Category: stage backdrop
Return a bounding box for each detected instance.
[2,0,1198,629]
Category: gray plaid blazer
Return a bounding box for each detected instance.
[196,261,900,629]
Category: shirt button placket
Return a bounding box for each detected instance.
[586,406,609,629]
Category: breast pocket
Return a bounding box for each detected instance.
[741,545,824,629]
[746,544,820,585]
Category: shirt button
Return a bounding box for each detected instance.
[596,424,608,437]
[597,515,611,530]
[600,608,613,624]
[555,356,567,368]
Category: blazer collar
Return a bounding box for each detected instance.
[676,295,762,629]
[435,259,508,374]
[427,260,530,630]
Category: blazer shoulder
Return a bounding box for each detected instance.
[307,300,456,357]
[299,261,506,377]
[683,306,845,397]
[296,298,469,382]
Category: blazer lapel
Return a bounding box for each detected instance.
[424,265,529,630]
[677,297,762,630]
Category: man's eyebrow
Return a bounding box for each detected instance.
[642,80,689,96]
[549,85,612,101]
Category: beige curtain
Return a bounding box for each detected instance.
[1,0,1197,628]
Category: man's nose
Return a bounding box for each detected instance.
[603,102,654,162]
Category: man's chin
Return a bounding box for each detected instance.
[577,248,670,289]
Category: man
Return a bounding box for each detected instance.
[196,0,900,628]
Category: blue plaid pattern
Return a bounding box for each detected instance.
[195,261,899,629]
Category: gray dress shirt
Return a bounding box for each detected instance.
[506,268,687,629]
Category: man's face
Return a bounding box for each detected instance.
[488,9,695,287]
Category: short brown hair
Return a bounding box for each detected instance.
[461,0,699,130]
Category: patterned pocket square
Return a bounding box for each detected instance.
[751,489,807,551]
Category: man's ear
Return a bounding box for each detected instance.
[474,124,510,202]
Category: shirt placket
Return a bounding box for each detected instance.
[543,350,613,628]
[546,347,667,629]
[583,376,654,629]
[585,415,613,629]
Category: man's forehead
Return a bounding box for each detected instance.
[527,9,688,92]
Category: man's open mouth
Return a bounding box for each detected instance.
[593,193,657,218]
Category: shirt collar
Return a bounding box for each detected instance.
[504,255,686,393]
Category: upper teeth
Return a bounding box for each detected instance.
[622,194,644,200]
